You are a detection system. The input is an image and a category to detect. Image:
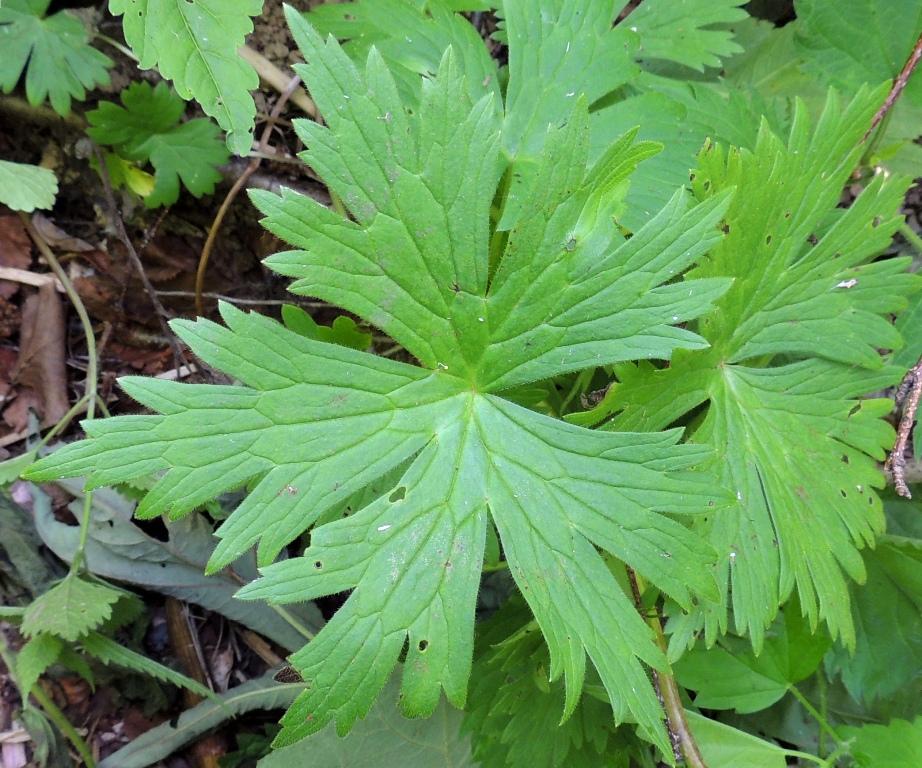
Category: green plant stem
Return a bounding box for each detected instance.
[94,33,138,62]
[559,368,594,414]
[900,221,922,254]
[272,605,316,642]
[626,568,707,768]
[0,639,97,768]
[31,395,90,453]
[28,684,98,768]
[786,683,842,749]
[818,672,829,758]
[859,108,892,166]
[20,213,98,575]
[330,189,349,219]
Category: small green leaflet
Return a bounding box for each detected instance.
[825,493,922,703]
[622,0,748,71]
[21,574,122,642]
[79,632,215,701]
[16,634,95,696]
[838,717,922,768]
[463,596,637,768]
[684,711,786,768]
[580,86,921,651]
[0,162,57,212]
[108,0,262,155]
[87,82,230,207]
[0,0,112,115]
[26,8,734,753]
[672,603,830,713]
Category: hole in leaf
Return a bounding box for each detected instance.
[314,560,323,570]
[841,454,850,464]
[418,640,429,651]
[765,234,772,245]
[840,489,847,498]
[389,487,406,502]
[873,216,882,228]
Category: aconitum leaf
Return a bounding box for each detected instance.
[26,9,734,753]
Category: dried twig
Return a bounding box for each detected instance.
[886,355,922,498]
[863,30,922,142]
[93,147,186,372]
[194,73,303,316]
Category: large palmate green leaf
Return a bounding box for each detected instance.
[575,86,920,651]
[26,8,735,755]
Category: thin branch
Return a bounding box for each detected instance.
[93,147,186,372]
[886,355,922,497]
[863,29,922,142]
[194,74,303,316]
[626,567,707,768]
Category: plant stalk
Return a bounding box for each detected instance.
[20,213,98,575]
[626,567,708,768]
[0,638,97,768]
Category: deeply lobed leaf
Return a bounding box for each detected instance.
[87,82,229,207]
[0,0,112,115]
[585,87,921,650]
[26,8,736,753]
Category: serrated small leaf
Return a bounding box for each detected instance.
[87,81,186,144]
[305,0,499,109]
[624,0,748,71]
[108,0,262,154]
[281,306,372,351]
[0,1,112,115]
[79,631,215,700]
[0,162,57,212]
[87,82,229,207]
[16,633,64,696]
[21,575,122,641]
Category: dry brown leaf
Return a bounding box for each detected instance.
[14,283,70,425]
[30,214,95,253]
[0,216,32,301]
